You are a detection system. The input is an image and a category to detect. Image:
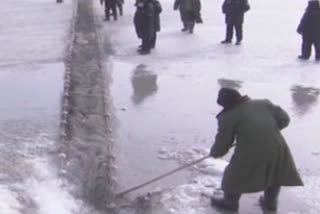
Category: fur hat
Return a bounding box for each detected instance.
[217,88,242,108]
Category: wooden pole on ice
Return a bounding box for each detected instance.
[116,155,211,197]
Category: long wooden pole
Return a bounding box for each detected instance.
[116,155,211,197]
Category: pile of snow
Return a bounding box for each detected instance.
[0,185,21,214]
[125,148,229,214]
[25,157,80,214]
[292,176,320,214]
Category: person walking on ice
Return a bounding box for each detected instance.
[221,0,250,45]
[209,88,303,212]
[297,0,320,61]
[173,0,202,34]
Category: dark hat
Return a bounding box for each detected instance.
[217,88,242,108]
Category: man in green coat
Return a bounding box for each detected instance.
[210,88,303,212]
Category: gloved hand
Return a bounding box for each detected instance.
[173,2,179,10]
[196,17,203,24]
[100,0,104,6]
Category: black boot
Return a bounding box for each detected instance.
[138,49,151,55]
[235,40,242,45]
[189,23,195,34]
[221,40,232,44]
[259,186,280,211]
[211,193,240,211]
[181,23,188,32]
[259,196,277,212]
[298,55,309,60]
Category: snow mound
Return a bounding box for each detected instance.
[0,185,21,214]
[158,147,228,175]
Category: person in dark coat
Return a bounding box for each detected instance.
[101,0,118,21]
[297,0,320,60]
[174,0,202,33]
[209,88,303,212]
[134,0,155,55]
[150,0,162,49]
[221,0,250,45]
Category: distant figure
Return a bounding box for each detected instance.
[173,0,202,34]
[221,0,250,45]
[209,88,303,212]
[297,0,320,61]
[117,0,124,16]
[101,0,118,21]
[134,0,155,55]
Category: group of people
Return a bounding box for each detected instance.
[208,2,319,210]
[131,0,251,55]
[100,0,320,59]
[99,0,316,212]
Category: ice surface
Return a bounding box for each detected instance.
[0,1,83,214]
[94,0,320,212]
[0,0,74,66]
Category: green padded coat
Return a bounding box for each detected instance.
[210,97,303,194]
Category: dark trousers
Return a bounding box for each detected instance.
[301,35,320,59]
[105,4,117,20]
[226,23,243,42]
[264,186,281,204]
[181,11,195,32]
[224,186,280,204]
[141,36,151,51]
[150,33,157,49]
[117,3,123,16]
[224,192,241,203]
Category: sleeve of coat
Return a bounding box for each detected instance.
[155,0,162,14]
[267,101,290,130]
[297,13,307,34]
[174,0,180,10]
[210,115,235,158]
[242,0,250,12]
[194,0,202,21]
[222,1,227,14]
[195,0,201,12]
